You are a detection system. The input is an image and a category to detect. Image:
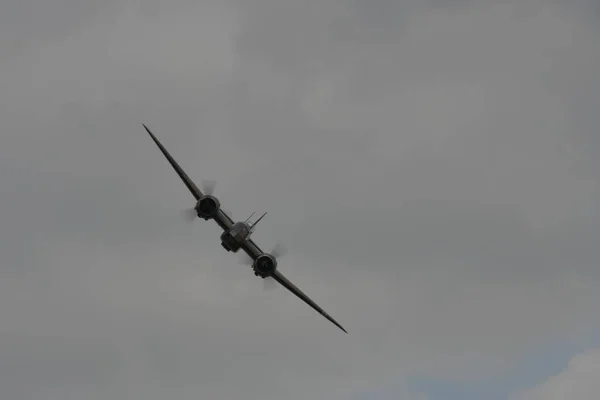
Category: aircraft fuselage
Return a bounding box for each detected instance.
[220,222,252,252]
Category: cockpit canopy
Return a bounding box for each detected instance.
[230,222,250,236]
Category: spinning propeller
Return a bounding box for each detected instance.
[240,242,288,291]
[180,180,232,222]
[180,180,217,222]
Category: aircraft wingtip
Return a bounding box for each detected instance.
[331,319,348,334]
[142,123,156,137]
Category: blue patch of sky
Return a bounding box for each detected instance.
[350,331,600,399]
[409,331,600,400]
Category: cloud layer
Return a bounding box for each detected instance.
[1,0,599,399]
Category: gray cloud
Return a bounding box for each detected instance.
[1,0,600,399]
[291,200,600,283]
[0,0,123,57]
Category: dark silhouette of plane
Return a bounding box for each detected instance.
[142,124,347,333]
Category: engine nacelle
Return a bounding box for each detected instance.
[253,254,277,278]
[195,195,220,220]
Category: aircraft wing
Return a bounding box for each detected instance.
[143,124,234,232]
[270,269,347,333]
[143,124,203,200]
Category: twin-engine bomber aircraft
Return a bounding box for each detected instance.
[142,124,347,333]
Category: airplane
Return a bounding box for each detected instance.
[142,124,347,334]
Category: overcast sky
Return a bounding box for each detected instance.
[1,0,599,399]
